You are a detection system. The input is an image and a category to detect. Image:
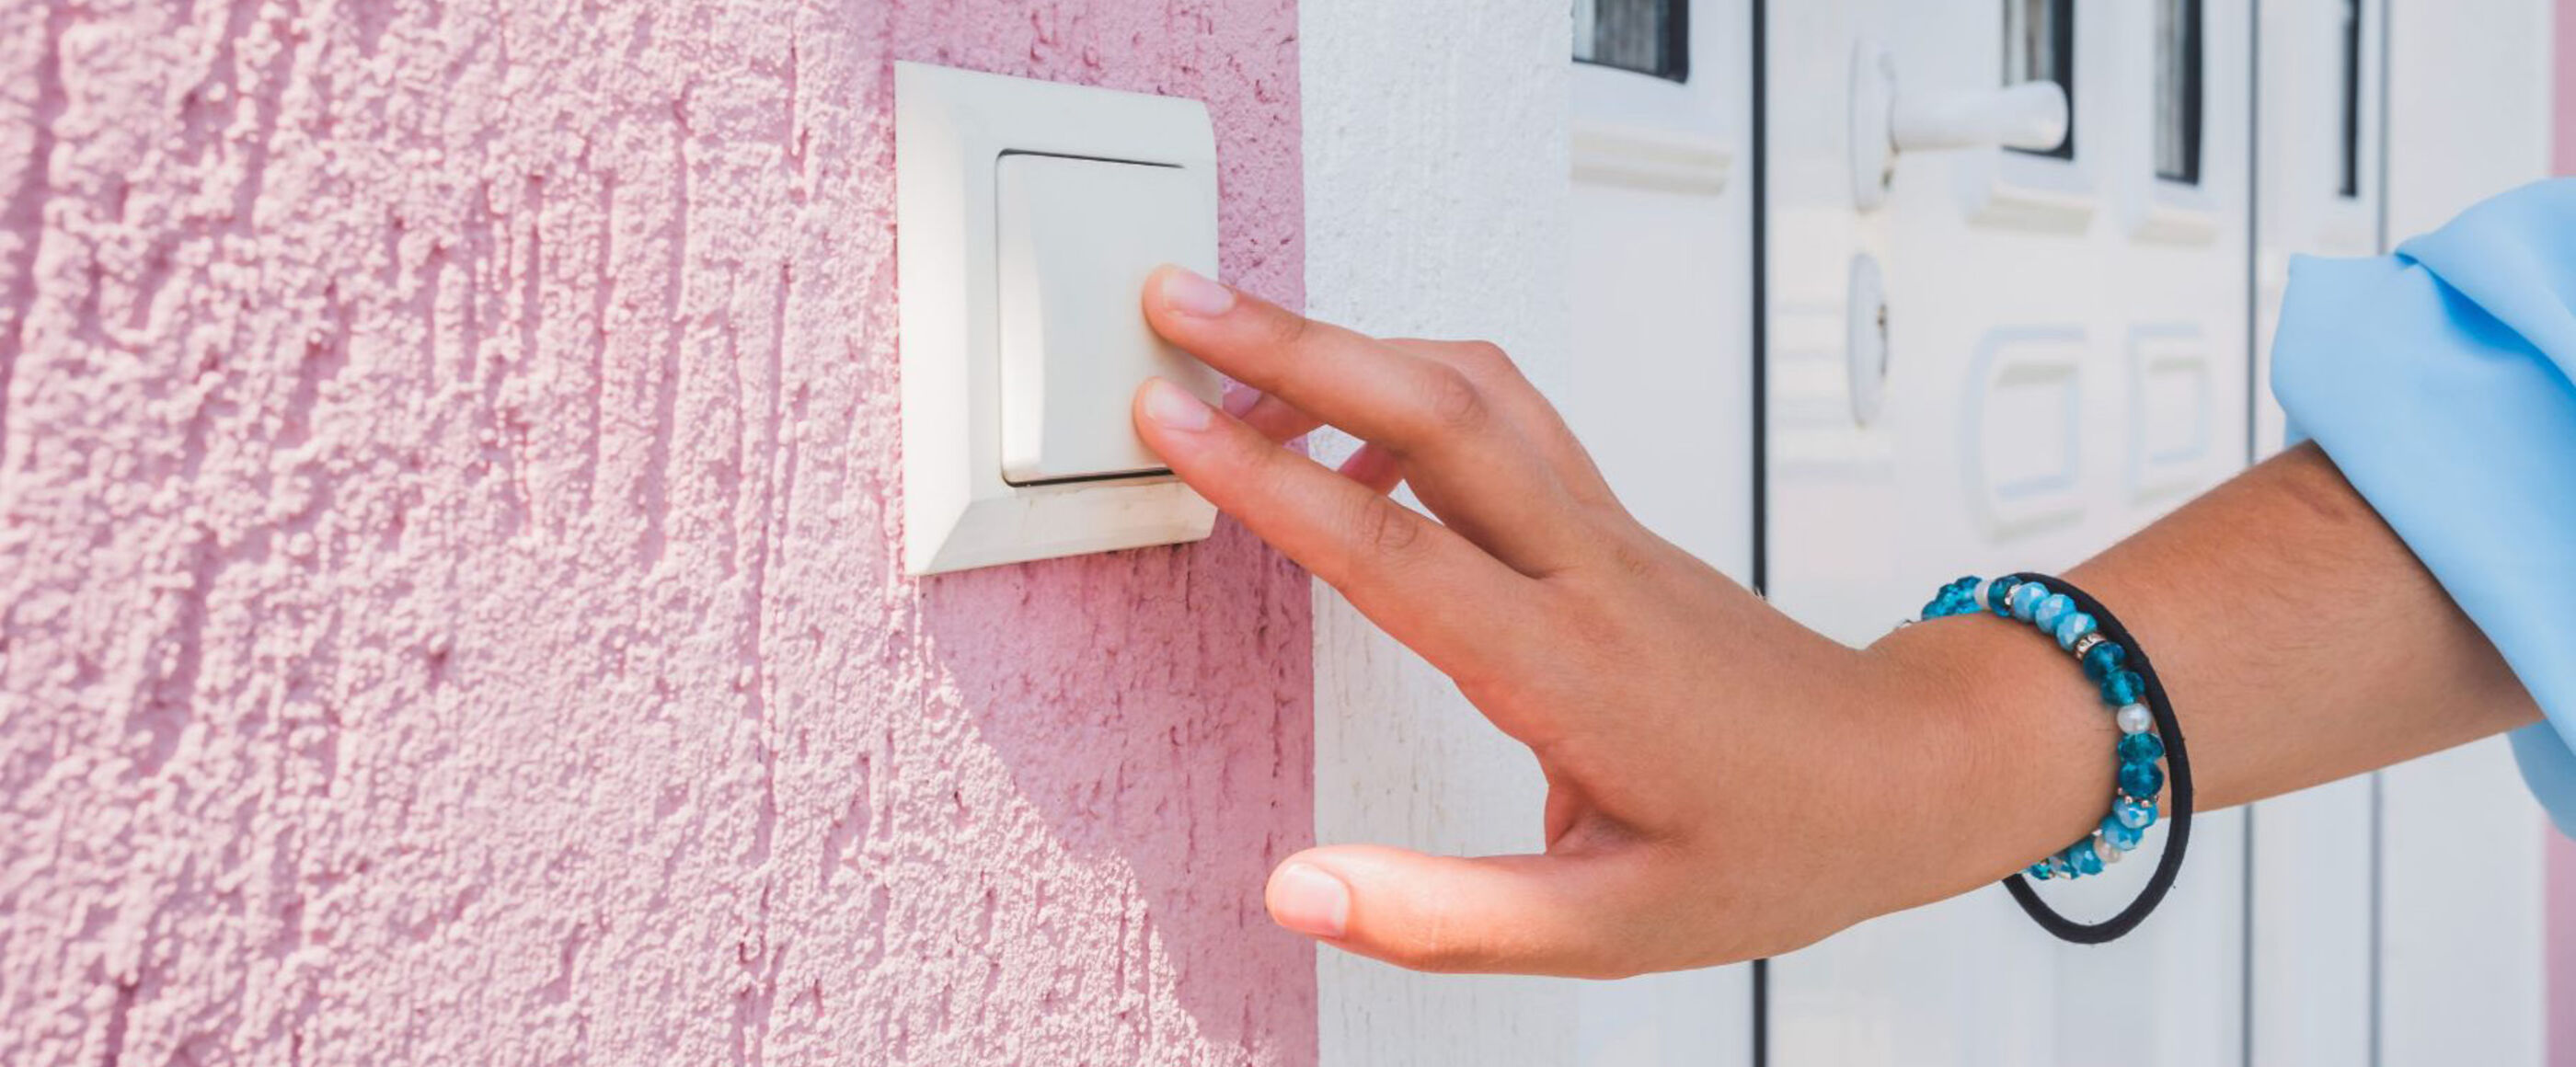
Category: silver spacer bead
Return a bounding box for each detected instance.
[2069,631,2105,660]
[1980,577,2013,613]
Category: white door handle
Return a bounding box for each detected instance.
[1847,39,2071,210]
[1891,81,2068,154]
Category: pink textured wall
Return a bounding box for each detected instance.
[0,2,1310,1064]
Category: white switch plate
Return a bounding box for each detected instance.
[895,62,1223,576]
[996,154,1223,484]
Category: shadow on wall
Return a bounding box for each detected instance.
[914,517,1315,1060]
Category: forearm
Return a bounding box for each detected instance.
[1871,442,2537,902]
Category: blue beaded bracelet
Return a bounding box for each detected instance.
[1919,572,2196,945]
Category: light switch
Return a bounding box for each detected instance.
[995,154,1222,484]
[895,62,1225,575]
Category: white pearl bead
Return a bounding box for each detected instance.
[2098,836,2124,863]
[2117,705,2152,734]
[1977,579,1999,612]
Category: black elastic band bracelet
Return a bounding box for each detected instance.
[1995,573,2194,945]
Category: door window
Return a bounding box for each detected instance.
[2155,0,2205,184]
[2337,0,2363,197]
[1574,0,1689,82]
[2002,0,2075,157]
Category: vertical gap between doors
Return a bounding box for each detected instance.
[2239,5,2260,1066]
[2367,5,2391,1065]
[1749,0,1772,1063]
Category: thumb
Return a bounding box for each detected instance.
[1265,843,1639,977]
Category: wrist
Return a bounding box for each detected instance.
[1857,614,2120,910]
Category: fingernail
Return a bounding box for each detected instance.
[1268,863,1350,940]
[1156,266,1237,317]
[1139,376,1213,431]
[1222,385,1263,419]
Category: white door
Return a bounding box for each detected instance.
[1566,1,1759,1062]
[1569,0,1757,579]
[1764,2,2254,1063]
[2368,4,2554,1063]
[2245,3,2382,1064]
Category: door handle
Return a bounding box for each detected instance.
[1848,39,2070,210]
[1891,81,2067,154]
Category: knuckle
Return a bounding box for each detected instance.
[1415,364,1488,435]
[1604,532,1664,582]
[1267,307,1314,350]
[1348,494,1424,559]
[1451,340,1517,378]
[1453,341,1535,396]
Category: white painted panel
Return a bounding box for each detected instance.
[2246,4,2385,1064]
[2250,0,2384,462]
[2379,740,2547,1065]
[1566,6,1760,1061]
[2371,0,2553,1062]
[1765,3,2255,1063]
[1568,170,1754,572]
[2248,775,2375,1067]
[1568,2,1756,579]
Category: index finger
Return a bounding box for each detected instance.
[1132,376,1552,702]
[1140,267,1593,577]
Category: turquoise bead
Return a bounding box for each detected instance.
[2067,840,2105,876]
[2027,860,2055,880]
[2009,583,2047,620]
[2101,669,2145,705]
[2081,641,2127,682]
[2117,732,2165,764]
[2115,797,2157,830]
[1988,577,2021,617]
[2100,813,2145,851]
[1922,576,1982,618]
[2033,593,2075,633]
[2119,760,2166,798]
[2054,611,2096,650]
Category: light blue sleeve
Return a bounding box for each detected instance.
[2271,178,2576,834]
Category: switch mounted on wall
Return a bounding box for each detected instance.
[896,63,1224,575]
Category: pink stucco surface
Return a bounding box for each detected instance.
[0,2,1311,1064]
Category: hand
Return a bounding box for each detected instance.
[1127,266,2029,977]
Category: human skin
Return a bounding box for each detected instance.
[1127,265,2542,979]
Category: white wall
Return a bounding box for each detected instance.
[1299,2,1580,1064]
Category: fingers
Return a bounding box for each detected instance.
[1337,442,1403,495]
[1133,377,1541,686]
[1225,386,1324,443]
[1266,844,1641,977]
[1143,267,1592,576]
[1234,388,1403,494]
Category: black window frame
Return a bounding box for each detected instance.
[2337,0,2363,198]
[2153,0,2205,185]
[2003,0,2076,160]
[1573,0,1692,84]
